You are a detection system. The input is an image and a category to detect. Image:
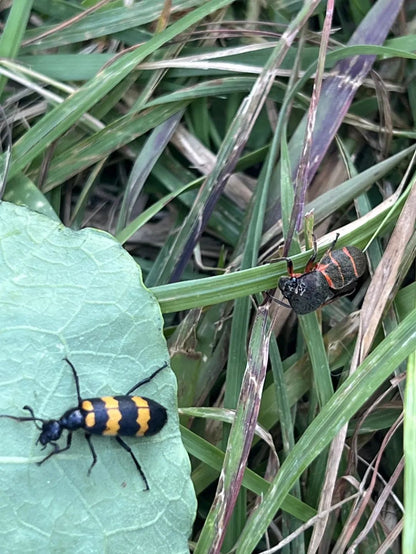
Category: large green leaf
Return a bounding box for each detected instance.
[0,201,195,553]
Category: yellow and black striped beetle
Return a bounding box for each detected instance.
[0,358,168,490]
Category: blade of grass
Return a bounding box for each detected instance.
[115,179,199,244]
[0,1,33,96]
[21,0,204,49]
[152,191,403,314]
[221,97,278,548]
[115,111,184,233]
[7,0,234,179]
[194,305,271,553]
[262,144,415,248]
[235,309,416,553]
[180,426,316,522]
[39,102,189,192]
[150,0,321,284]
[404,349,416,553]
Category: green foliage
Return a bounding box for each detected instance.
[0,1,415,552]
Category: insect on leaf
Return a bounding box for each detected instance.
[0,201,195,553]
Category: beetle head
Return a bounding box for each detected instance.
[279,272,330,314]
[37,420,62,446]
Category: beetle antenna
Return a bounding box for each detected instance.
[0,405,45,430]
[330,233,340,250]
[63,357,83,405]
[264,290,290,309]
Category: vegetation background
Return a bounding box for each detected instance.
[0,0,415,552]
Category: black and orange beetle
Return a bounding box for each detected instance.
[0,358,168,490]
[278,235,367,314]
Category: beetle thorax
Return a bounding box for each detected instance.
[60,408,84,431]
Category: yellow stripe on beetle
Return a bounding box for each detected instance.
[82,400,95,428]
[132,397,151,435]
[101,397,122,435]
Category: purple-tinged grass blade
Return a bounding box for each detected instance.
[194,305,271,553]
[284,0,404,233]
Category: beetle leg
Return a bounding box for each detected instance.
[125,361,168,396]
[115,436,149,491]
[264,290,291,309]
[306,233,341,272]
[37,432,73,466]
[317,234,341,270]
[84,433,97,476]
[286,258,295,277]
[304,235,318,273]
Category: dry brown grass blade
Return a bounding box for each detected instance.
[308,146,415,554]
[356,179,416,365]
[347,454,404,552]
[21,0,111,47]
[170,124,253,209]
[316,178,416,554]
[333,415,403,552]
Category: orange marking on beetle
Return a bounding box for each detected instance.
[82,400,95,428]
[320,252,343,288]
[132,397,151,436]
[101,397,122,435]
[342,247,360,277]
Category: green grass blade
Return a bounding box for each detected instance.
[8,0,234,179]
[235,309,416,552]
[0,1,33,95]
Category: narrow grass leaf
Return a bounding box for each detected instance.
[235,309,416,553]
